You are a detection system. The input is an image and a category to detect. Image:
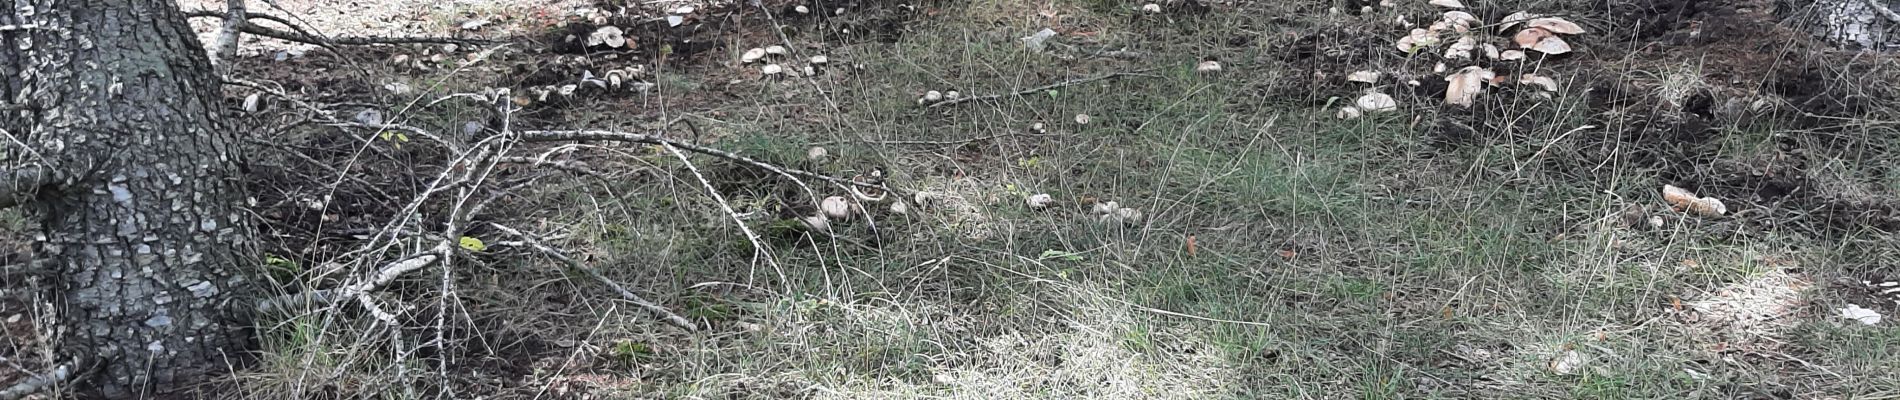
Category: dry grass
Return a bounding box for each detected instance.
[6,0,1900,399]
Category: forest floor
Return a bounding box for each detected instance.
[6,0,1900,399]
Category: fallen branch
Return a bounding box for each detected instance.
[926,67,1163,109]
[487,223,698,331]
[1867,0,1900,24]
[209,0,248,68]
[254,247,446,314]
[661,143,786,286]
[516,130,896,196]
[0,360,78,400]
[183,10,493,46]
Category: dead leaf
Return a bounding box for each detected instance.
[1527,17,1586,35]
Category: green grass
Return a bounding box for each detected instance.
[223,1,1900,399]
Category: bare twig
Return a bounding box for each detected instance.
[516,130,896,196]
[0,166,51,210]
[254,248,446,314]
[661,143,786,287]
[0,259,53,277]
[0,360,78,400]
[807,132,1035,147]
[487,223,698,331]
[184,11,492,46]
[926,67,1163,109]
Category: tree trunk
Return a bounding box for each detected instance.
[3,0,257,397]
[1808,0,1900,49]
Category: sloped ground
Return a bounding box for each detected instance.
[5,0,1900,398]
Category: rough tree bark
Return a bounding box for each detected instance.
[3,0,258,397]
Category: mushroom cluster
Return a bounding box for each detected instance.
[1341,1,1588,116]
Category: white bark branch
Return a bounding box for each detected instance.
[661,143,785,285]
[515,130,894,196]
[1866,0,1900,24]
[210,0,246,69]
[254,247,445,314]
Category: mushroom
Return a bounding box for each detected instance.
[1355,92,1398,112]
[821,196,853,219]
[742,48,767,63]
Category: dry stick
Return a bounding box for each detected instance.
[253,248,447,314]
[183,11,491,46]
[486,223,697,331]
[926,67,1164,109]
[661,143,788,288]
[516,130,897,196]
[0,361,76,400]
